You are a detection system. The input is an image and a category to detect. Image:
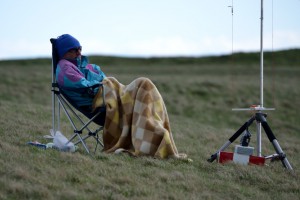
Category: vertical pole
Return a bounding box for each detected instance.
[58,102,60,132]
[51,57,56,136]
[231,0,234,55]
[256,121,262,156]
[257,0,264,156]
[260,0,264,108]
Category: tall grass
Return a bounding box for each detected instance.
[0,49,299,199]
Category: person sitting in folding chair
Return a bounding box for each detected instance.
[54,34,188,160]
[55,34,106,126]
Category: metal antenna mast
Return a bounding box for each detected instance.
[260,0,264,108]
[232,0,275,157]
[228,0,234,55]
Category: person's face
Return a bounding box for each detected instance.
[63,46,82,59]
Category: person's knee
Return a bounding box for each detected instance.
[138,77,153,85]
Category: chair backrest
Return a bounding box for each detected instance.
[50,38,59,75]
[50,38,105,126]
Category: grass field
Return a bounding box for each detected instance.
[0,49,299,199]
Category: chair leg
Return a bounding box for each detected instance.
[75,133,90,154]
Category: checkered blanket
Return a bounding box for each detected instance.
[93,77,186,159]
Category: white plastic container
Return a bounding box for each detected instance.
[53,131,75,152]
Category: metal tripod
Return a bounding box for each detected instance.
[207,111,293,170]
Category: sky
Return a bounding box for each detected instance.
[0,0,299,60]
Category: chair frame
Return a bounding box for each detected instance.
[50,38,104,154]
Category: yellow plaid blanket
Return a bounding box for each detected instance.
[93,77,186,159]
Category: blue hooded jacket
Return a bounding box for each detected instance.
[56,56,106,107]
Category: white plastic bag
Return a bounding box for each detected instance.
[43,129,55,139]
[53,131,75,152]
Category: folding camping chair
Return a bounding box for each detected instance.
[50,38,105,154]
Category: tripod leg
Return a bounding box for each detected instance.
[207,116,255,163]
[260,120,293,170]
